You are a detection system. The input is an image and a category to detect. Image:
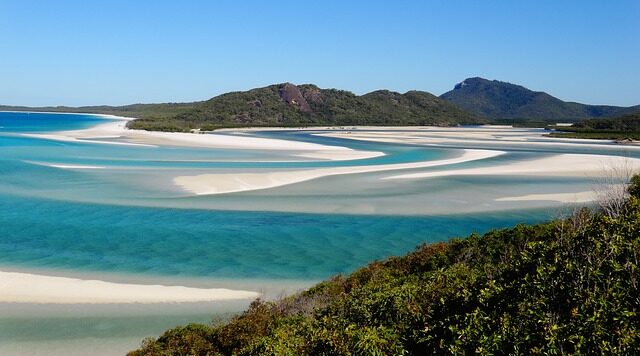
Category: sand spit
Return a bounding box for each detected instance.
[494,191,599,203]
[22,117,384,161]
[385,153,640,180]
[174,149,505,195]
[316,126,640,152]
[0,270,260,304]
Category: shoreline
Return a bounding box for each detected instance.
[18,113,636,200]
[0,110,134,118]
[3,110,636,148]
[0,263,318,299]
[18,113,385,161]
[315,127,640,152]
[9,112,637,204]
[0,270,261,304]
[3,113,634,305]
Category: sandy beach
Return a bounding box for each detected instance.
[23,116,385,161]
[385,153,640,180]
[0,270,260,304]
[494,191,599,203]
[26,119,640,198]
[316,126,640,152]
[174,149,505,195]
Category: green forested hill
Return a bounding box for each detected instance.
[6,79,639,130]
[126,83,482,131]
[1,83,482,131]
[130,181,640,355]
[440,77,640,122]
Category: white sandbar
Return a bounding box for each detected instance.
[385,153,640,180]
[174,149,505,195]
[495,191,599,203]
[23,117,384,161]
[25,161,106,170]
[316,125,640,151]
[0,270,260,304]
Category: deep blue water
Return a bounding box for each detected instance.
[0,111,110,132]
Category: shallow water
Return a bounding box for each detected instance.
[0,112,630,354]
[0,193,554,280]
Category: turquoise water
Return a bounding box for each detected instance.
[0,193,550,280]
[0,111,110,132]
[0,111,562,281]
[0,111,618,281]
[0,111,616,354]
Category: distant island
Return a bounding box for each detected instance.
[3,78,640,133]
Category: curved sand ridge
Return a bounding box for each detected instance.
[313,127,640,204]
[385,153,640,180]
[383,153,640,204]
[494,191,599,203]
[25,161,107,169]
[173,149,506,195]
[315,126,640,151]
[22,116,385,161]
[0,270,260,304]
[21,119,640,202]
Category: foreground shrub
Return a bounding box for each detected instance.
[131,190,640,355]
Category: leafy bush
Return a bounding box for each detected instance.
[131,184,640,355]
[629,175,640,198]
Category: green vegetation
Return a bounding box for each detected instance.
[127,83,483,132]
[2,83,482,132]
[130,180,640,355]
[440,77,640,122]
[7,80,639,132]
[549,113,640,140]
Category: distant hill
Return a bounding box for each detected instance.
[6,79,638,130]
[127,83,482,131]
[440,77,640,122]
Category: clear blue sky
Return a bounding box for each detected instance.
[1,0,638,107]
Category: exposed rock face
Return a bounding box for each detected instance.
[453,80,468,90]
[278,83,312,112]
[247,99,262,108]
[302,86,324,105]
[235,112,251,123]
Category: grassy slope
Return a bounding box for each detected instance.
[130,191,640,355]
